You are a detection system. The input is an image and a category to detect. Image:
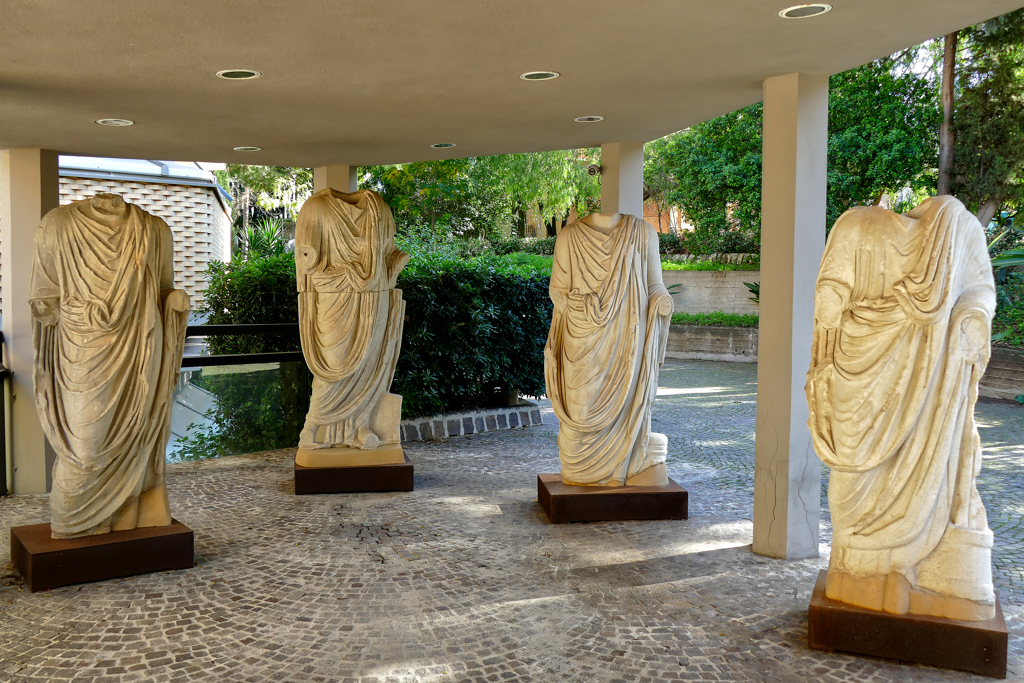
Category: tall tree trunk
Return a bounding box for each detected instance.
[938,31,958,196]
[977,198,999,228]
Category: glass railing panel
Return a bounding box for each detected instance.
[168,360,309,461]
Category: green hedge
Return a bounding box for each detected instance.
[488,236,557,256]
[671,311,759,327]
[395,252,551,418]
[201,253,301,354]
[192,250,552,422]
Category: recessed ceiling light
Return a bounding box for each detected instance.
[573,116,604,123]
[430,143,456,149]
[95,118,134,127]
[216,69,263,80]
[778,4,832,18]
[520,71,560,81]
[233,146,262,152]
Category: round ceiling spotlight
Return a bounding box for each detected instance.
[95,118,134,126]
[430,143,456,149]
[520,71,560,81]
[216,69,263,80]
[573,116,604,123]
[232,146,262,152]
[778,4,832,18]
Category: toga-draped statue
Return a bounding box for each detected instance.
[806,196,997,621]
[296,188,409,455]
[545,212,674,487]
[31,194,190,539]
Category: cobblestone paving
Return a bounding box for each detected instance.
[0,359,1021,682]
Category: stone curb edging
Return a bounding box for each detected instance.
[665,324,758,363]
[401,402,544,442]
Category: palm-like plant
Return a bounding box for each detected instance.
[236,217,288,260]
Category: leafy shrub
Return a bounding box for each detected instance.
[483,235,556,256]
[658,230,688,255]
[395,252,552,418]
[993,305,1024,348]
[235,217,290,261]
[200,253,301,354]
[194,248,552,428]
[670,311,759,327]
[519,237,556,255]
[487,236,526,255]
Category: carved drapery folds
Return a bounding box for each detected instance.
[296,189,409,450]
[545,213,674,486]
[31,194,189,539]
[806,196,997,621]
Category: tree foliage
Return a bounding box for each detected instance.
[826,49,940,226]
[662,105,763,254]
[361,159,499,237]
[951,9,1024,226]
[214,164,313,226]
[652,49,939,252]
[361,149,600,238]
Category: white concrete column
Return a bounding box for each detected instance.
[600,142,643,217]
[0,149,59,494]
[313,165,357,193]
[753,73,828,560]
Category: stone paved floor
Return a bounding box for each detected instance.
[0,359,1022,682]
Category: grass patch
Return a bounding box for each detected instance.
[671,311,759,328]
[661,261,759,271]
[505,253,553,275]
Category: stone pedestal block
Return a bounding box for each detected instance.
[294,453,413,495]
[11,520,193,592]
[537,473,688,524]
[808,570,1007,678]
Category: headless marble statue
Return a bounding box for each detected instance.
[31,194,190,539]
[295,188,409,466]
[545,212,674,487]
[806,196,997,621]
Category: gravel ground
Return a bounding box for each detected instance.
[0,358,1021,682]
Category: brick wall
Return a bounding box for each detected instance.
[0,177,230,309]
[59,177,231,302]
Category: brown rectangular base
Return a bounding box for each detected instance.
[537,473,688,523]
[10,520,194,593]
[294,453,414,494]
[808,570,1007,678]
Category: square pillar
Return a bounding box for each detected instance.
[600,142,643,217]
[753,73,828,559]
[1,149,59,494]
[314,165,357,193]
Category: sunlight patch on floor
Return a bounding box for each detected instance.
[656,386,727,396]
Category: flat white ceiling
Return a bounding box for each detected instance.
[1,0,1021,167]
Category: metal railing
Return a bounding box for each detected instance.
[181,323,303,368]
[174,324,311,456]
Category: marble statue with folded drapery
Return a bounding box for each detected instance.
[31,194,190,539]
[295,188,409,456]
[545,212,674,487]
[806,196,997,621]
